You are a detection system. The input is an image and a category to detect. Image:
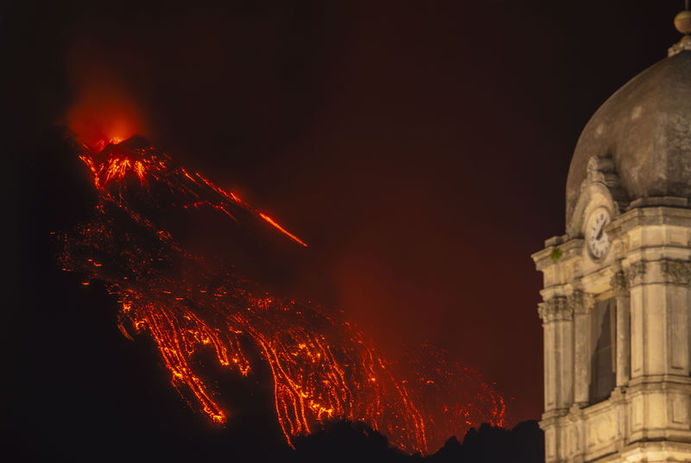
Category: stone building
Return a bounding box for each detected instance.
[532,12,691,463]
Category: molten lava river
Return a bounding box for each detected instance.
[57,135,505,454]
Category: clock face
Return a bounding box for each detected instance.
[586,208,611,260]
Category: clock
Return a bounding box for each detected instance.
[586,208,611,260]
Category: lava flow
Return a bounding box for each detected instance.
[57,135,505,454]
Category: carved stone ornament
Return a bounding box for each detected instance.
[624,261,646,287]
[585,156,628,208]
[610,271,629,297]
[567,156,627,238]
[538,296,573,322]
[659,260,691,286]
[669,35,691,57]
[586,156,616,185]
[567,290,593,315]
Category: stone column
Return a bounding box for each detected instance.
[570,290,592,407]
[539,296,574,414]
[612,271,630,387]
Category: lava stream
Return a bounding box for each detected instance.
[58,135,505,454]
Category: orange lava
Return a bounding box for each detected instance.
[259,213,308,247]
[58,136,505,454]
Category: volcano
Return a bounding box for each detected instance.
[57,135,505,454]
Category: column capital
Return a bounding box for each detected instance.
[568,290,593,315]
[538,296,572,322]
[611,271,629,298]
[624,261,647,287]
[659,260,691,287]
[623,260,691,287]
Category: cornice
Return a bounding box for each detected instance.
[609,206,691,236]
[533,238,584,270]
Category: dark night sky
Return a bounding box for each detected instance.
[4,0,685,460]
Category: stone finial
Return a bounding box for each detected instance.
[670,7,691,55]
[675,9,691,35]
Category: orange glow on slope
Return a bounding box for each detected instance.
[58,136,504,454]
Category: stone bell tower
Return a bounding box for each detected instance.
[532,10,691,463]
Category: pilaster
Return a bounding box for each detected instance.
[611,271,630,388]
[570,290,593,407]
[539,295,574,415]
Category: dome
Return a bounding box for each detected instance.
[565,48,691,231]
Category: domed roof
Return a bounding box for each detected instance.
[565,49,691,230]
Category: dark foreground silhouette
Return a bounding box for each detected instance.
[289,420,544,463]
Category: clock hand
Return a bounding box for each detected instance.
[596,227,603,240]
